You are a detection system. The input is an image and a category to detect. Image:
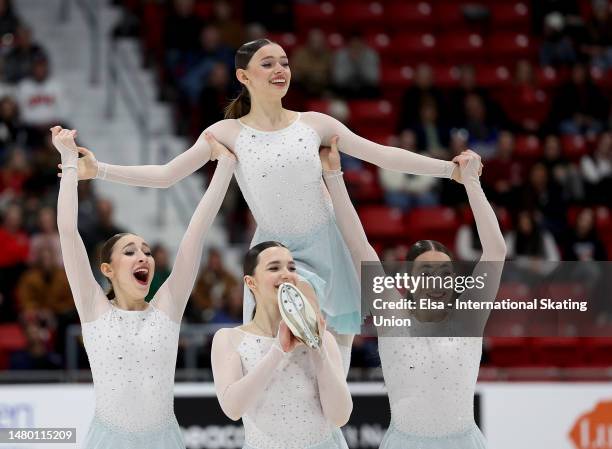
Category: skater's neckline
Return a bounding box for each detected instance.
[238,112,301,134]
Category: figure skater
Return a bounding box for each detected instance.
[211,241,352,449]
[320,137,506,449]
[62,39,480,336]
[53,126,235,448]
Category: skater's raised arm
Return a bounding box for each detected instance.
[71,120,240,188]
[53,127,110,322]
[304,111,470,181]
[152,135,236,322]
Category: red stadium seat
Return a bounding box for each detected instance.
[193,2,213,19]
[305,100,330,114]
[475,65,512,89]
[561,135,589,160]
[438,33,486,64]
[266,33,298,54]
[387,33,437,63]
[358,205,406,239]
[567,206,612,232]
[435,2,467,28]
[386,2,434,31]
[365,33,391,54]
[337,2,385,31]
[490,2,531,31]
[344,169,384,203]
[405,207,459,247]
[488,33,535,61]
[432,64,461,88]
[143,2,165,56]
[0,324,27,352]
[514,135,543,159]
[295,2,336,32]
[535,66,563,89]
[348,100,395,128]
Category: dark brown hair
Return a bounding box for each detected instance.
[406,240,454,262]
[243,241,288,318]
[99,233,131,300]
[224,39,274,119]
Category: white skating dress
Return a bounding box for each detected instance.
[94,111,456,334]
[322,155,506,448]
[211,327,352,449]
[56,137,235,449]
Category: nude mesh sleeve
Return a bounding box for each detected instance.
[152,155,236,323]
[211,328,285,421]
[303,112,455,177]
[310,331,353,426]
[95,120,240,188]
[56,146,110,322]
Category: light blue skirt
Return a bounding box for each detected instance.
[244,218,362,334]
[82,416,185,449]
[243,428,348,449]
[380,422,487,449]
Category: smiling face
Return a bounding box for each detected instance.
[244,246,299,308]
[101,234,155,300]
[412,250,455,320]
[237,43,291,101]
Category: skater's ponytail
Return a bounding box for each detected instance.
[406,240,454,262]
[100,232,131,300]
[224,38,274,119]
[243,241,288,319]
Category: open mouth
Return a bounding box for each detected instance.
[270,78,286,87]
[133,268,149,286]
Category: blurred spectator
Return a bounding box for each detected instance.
[0,0,19,38]
[16,245,72,315]
[292,29,332,97]
[580,0,612,69]
[9,321,61,370]
[209,283,243,324]
[541,134,584,201]
[0,202,29,268]
[164,0,202,54]
[399,64,445,130]
[211,0,243,49]
[482,131,522,207]
[520,162,567,239]
[462,93,498,159]
[507,60,549,132]
[551,63,608,135]
[539,12,577,66]
[4,25,47,83]
[146,243,171,302]
[332,33,380,99]
[244,22,267,42]
[350,335,380,368]
[28,206,61,267]
[16,56,66,147]
[563,208,608,260]
[580,131,612,203]
[505,210,560,261]
[81,199,126,276]
[378,131,440,211]
[197,63,233,130]
[243,0,294,32]
[76,180,99,236]
[179,24,234,104]
[187,248,239,322]
[0,96,24,157]
[0,149,30,201]
[412,98,450,158]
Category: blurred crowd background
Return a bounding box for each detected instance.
[0,0,610,375]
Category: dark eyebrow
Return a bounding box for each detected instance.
[260,55,288,61]
[266,260,295,267]
[122,242,150,250]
